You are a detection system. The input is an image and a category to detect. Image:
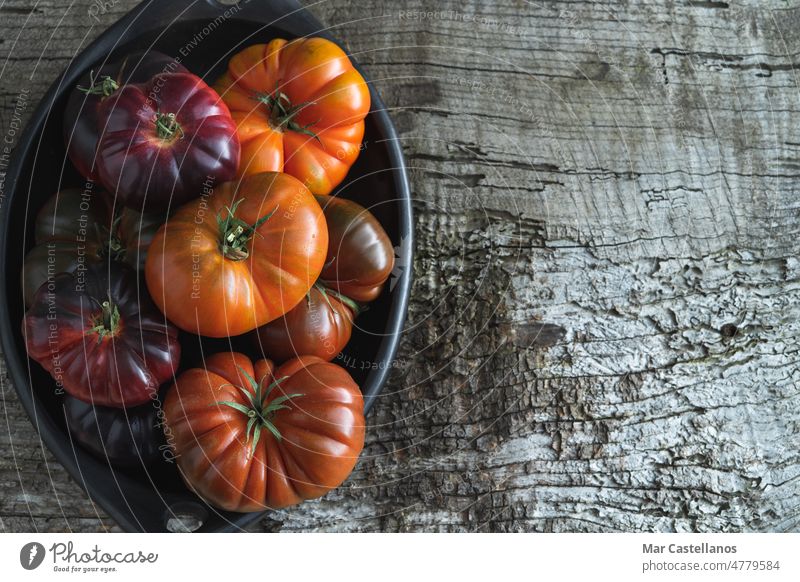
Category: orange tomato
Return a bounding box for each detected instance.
[215,38,371,195]
[144,172,328,337]
[164,352,365,512]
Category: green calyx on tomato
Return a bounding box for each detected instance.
[216,198,277,261]
[312,281,362,318]
[100,232,125,261]
[153,112,184,142]
[94,216,126,262]
[88,299,122,340]
[214,366,300,457]
[254,85,319,140]
[77,71,120,98]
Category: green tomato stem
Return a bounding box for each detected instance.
[217,199,277,261]
[214,367,302,458]
[153,112,183,141]
[314,282,362,317]
[77,72,119,98]
[87,300,122,339]
[254,84,321,142]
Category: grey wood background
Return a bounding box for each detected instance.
[1,0,799,532]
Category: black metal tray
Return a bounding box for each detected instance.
[0,0,412,532]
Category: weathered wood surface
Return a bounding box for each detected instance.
[2,0,800,532]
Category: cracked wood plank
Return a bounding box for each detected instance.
[1,0,799,532]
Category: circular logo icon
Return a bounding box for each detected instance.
[19,542,46,570]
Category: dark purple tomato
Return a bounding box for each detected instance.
[21,187,164,307]
[63,51,187,181]
[96,72,240,212]
[63,393,169,468]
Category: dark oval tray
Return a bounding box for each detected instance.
[0,0,412,532]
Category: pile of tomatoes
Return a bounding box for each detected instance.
[21,38,394,513]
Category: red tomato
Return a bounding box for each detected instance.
[253,284,357,363]
[315,195,394,302]
[23,263,180,408]
[164,352,364,512]
[252,195,393,362]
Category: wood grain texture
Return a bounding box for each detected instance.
[1,0,799,532]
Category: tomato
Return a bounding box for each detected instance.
[145,172,328,338]
[64,51,187,181]
[164,352,364,512]
[22,187,163,307]
[253,284,357,363]
[215,38,370,195]
[315,195,394,302]
[63,393,167,468]
[23,263,181,408]
[96,72,240,212]
[251,195,391,361]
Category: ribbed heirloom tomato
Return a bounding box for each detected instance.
[22,188,163,307]
[63,51,187,181]
[215,38,370,194]
[145,172,328,337]
[63,393,167,468]
[164,352,364,512]
[96,72,240,212]
[23,263,180,408]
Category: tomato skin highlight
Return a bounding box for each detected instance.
[164,352,364,512]
[22,263,181,408]
[144,172,328,338]
[63,51,187,181]
[96,72,240,212]
[215,38,370,195]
